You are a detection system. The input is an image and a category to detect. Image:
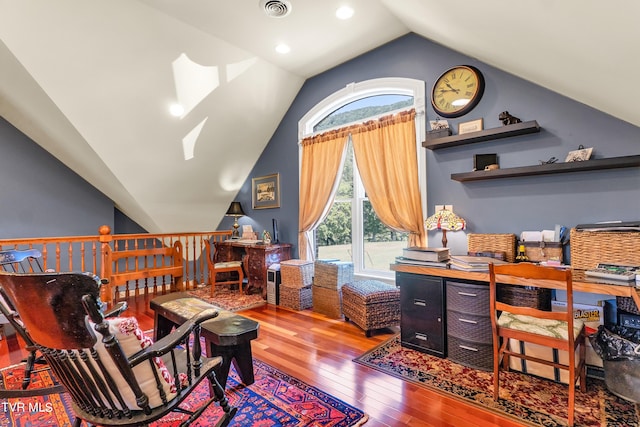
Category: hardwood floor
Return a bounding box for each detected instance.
[0,294,525,427]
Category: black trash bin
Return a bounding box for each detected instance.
[590,325,640,403]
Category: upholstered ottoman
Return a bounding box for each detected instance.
[342,280,400,337]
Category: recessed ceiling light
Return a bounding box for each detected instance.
[336,6,354,20]
[275,43,291,54]
[169,103,184,117]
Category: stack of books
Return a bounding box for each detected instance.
[395,247,450,268]
[449,255,507,272]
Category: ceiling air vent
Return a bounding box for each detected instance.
[260,0,292,18]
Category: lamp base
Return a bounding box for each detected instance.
[441,229,448,248]
[232,217,240,238]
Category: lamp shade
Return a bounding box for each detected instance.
[225,202,246,217]
[425,208,466,231]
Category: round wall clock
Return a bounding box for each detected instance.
[431,65,485,118]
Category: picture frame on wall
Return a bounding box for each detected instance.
[458,118,483,135]
[252,173,280,209]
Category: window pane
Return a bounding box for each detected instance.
[317,200,352,261]
[314,95,413,132]
[362,200,409,271]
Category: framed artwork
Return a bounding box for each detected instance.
[252,173,280,209]
[565,147,593,162]
[458,118,483,135]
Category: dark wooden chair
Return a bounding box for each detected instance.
[489,262,586,427]
[204,240,244,296]
[0,270,237,426]
[0,249,127,394]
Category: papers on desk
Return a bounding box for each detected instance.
[449,255,508,272]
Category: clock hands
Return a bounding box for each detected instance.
[445,83,459,93]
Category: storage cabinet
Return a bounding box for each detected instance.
[446,280,493,370]
[397,272,445,357]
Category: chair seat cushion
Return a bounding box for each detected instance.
[498,311,584,340]
[215,261,242,269]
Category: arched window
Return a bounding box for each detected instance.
[299,78,426,279]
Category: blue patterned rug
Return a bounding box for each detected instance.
[0,359,368,426]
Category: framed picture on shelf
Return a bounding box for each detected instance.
[565,147,593,162]
[429,119,450,130]
[252,173,280,209]
[458,118,483,135]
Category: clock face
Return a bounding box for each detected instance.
[431,65,485,118]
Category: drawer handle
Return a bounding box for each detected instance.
[415,333,428,341]
[457,291,477,297]
[413,299,426,306]
[458,318,477,324]
[459,345,479,352]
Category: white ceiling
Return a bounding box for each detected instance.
[1,0,638,233]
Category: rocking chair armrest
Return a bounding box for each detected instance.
[104,301,128,318]
[128,308,219,364]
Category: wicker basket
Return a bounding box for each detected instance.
[280,284,313,311]
[313,261,354,290]
[312,286,342,318]
[280,259,314,288]
[497,284,552,311]
[468,234,516,263]
[523,241,563,263]
[570,228,640,270]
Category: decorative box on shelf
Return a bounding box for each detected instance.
[426,128,452,139]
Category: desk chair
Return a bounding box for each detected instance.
[204,240,244,296]
[0,270,237,427]
[489,263,586,427]
[0,249,126,396]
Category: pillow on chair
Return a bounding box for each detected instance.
[498,312,584,340]
[90,316,180,409]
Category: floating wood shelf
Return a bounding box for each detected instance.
[451,155,640,182]
[423,120,541,150]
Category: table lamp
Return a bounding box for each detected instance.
[425,207,466,247]
[225,202,246,238]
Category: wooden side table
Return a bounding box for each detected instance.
[150,292,259,389]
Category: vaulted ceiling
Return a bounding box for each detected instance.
[1,0,638,232]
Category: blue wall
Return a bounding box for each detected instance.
[230,33,639,259]
[0,117,114,239]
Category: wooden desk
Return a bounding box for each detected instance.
[391,264,640,310]
[215,241,291,297]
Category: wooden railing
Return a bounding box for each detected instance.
[0,226,232,304]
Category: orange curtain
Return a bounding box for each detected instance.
[298,129,349,260]
[350,110,426,248]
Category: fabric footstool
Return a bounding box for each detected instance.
[342,280,400,337]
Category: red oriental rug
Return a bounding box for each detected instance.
[0,359,368,426]
[354,334,639,427]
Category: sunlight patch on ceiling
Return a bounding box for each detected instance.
[226,57,259,83]
[182,117,208,160]
[172,53,219,117]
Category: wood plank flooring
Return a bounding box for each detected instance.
[0,294,525,427]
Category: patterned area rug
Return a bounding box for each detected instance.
[0,359,368,426]
[354,334,639,427]
[187,285,266,312]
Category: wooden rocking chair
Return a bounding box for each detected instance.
[0,270,237,426]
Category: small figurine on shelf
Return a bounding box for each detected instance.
[515,242,529,262]
[499,111,522,126]
[262,230,272,244]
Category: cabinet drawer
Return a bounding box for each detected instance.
[446,310,492,343]
[447,335,493,371]
[446,281,489,315]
